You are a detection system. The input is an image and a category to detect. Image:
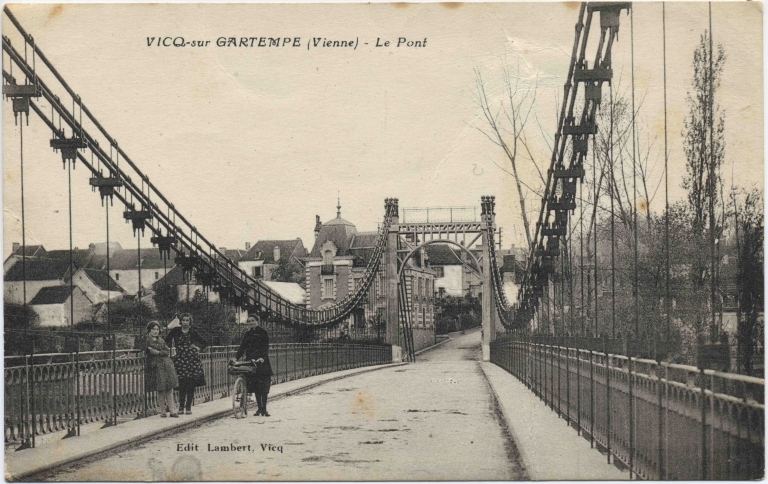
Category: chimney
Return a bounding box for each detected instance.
[245,242,251,251]
[314,215,322,239]
[12,242,20,253]
[273,246,281,262]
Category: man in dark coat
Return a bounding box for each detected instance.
[233,313,273,416]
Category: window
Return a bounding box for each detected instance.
[323,277,334,299]
[418,278,423,298]
[114,273,119,281]
[155,272,159,280]
[434,266,444,278]
[252,266,262,278]
[422,307,426,328]
[323,250,334,266]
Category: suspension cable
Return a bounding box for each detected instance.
[610,80,616,340]
[580,149,585,336]
[68,159,74,336]
[708,2,716,345]
[593,131,598,337]
[631,5,639,340]
[663,3,670,344]
[20,118,28,337]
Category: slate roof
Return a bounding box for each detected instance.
[349,232,379,249]
[424,245,466,266]
[348,232,381,266]
[4,259,72,281]
[324,216,355,228]
[310,225,357,257]
[81,268,123,292]
[152,265,189,288]
[44,249,107,270]
[29,285,74,305]
[91,242,123,255]
[243,239,306,263]
[11,244,46,257]
[220,249,245,263]
[106,248,167,270]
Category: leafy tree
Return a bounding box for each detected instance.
[152,282,179,320]
[97,299,154,333]
[682,30,726,292]
[4,303,40,355]
[270,257,306,288]
[173,289,235,345]
[730,188,764,375]
[435,294,481,333]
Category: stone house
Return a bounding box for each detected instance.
[304,204,436,340]
[71,268,124,304]
[4,258,72,305]
[237,239,307,283]
[4,243,47,273]
[29,285,93,327]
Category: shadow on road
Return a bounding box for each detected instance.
[417,329,482,362]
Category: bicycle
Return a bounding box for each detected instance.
[228,360,257,418]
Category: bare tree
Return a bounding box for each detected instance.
[473,64,546,248]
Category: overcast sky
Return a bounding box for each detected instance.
[2,2,762,258]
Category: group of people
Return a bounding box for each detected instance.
[145,312,273,418]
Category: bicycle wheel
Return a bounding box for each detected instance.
[232,376,249,418]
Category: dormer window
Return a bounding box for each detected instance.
[323,250,333,266]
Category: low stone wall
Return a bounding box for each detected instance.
[412,328,436,352]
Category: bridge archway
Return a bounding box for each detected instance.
[385,203,498,362]
[397,239,482,280]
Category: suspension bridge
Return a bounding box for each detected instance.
[3,3,763,481]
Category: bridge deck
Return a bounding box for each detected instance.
[6,331,627,481]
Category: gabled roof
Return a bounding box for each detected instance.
[44,249,105,270]
[220,249,245,263]
[11,244,46,257]
[91,242,123,255]
[243,239,306,263]
[349,232,379,249]
[4,259,71,281]
[347,233,381,267]
[424,244,467,266]
[81,268,124,292]
[29,285,75,305]
[106,248,167,270]
[152,265,188,288]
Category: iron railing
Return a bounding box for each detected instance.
[5,342,391,449]
[491,336,764,480]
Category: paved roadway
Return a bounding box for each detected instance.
[49,330,526,481]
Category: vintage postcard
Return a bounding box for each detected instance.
[2,2,764,481]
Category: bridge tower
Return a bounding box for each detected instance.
[480,196,497,361]
[384,197,500,362]
[384,198,402,362]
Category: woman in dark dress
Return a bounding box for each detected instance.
[232,313,273,416]
[146,321,179,418]
[165,313,207,415]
